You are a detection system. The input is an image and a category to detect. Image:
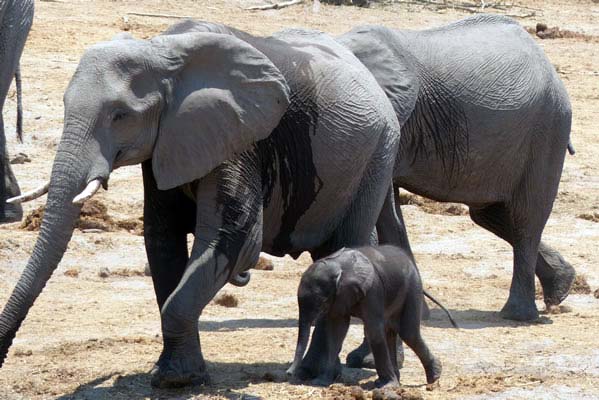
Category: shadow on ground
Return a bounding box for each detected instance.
[56,361,375,400]
[200,318,297,331]
[424,308,553,329]
[200,317,366,332]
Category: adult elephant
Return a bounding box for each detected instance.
[0,0,34,223]
[338,14,574,322]
[0,21,402,388]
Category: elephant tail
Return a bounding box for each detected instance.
[229,271,251,287]
[567,140,575,155]
[15,64,23,143]
[423,289,459,328]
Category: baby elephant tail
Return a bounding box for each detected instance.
[423,290,459,329]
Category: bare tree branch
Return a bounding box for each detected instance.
[246,0,305,11]
[125,12,194,19]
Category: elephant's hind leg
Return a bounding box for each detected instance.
[469,201,543,321]
[469,200,573,319]
[536,241,575,307]
[397,295,441,385]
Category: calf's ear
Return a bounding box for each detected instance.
[332,251,374,315]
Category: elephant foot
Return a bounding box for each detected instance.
[425,357,442,385]
[347,341,375,369]
[150,342,210,388]
[537,249,575,307]
[347,341,404,370]
[374,376,399,389]
[310,376,334,387]
[291,363,318,382]
[500,296,539,321]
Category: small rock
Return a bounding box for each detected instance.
[350,386,366,400]
[372,389,385,400]
[254,256,274,271]
[64,268,80,278]
[10,153,31,164]
[594,288,599,299]
[98,267,110,278]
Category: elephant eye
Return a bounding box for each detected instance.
[112,111,127,122]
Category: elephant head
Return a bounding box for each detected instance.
[287,250,374,376]
[0,32,289,365]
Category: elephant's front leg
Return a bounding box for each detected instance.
[151,169,263,388]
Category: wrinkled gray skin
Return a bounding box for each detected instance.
[0,0,34,223]
[338,15,574,324]
[0,21,403,388]
[287,245,441,388]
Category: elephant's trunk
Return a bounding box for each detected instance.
[286,311,314,377]
[0,131,94,366]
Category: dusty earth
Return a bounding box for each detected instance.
[0,1,598,399]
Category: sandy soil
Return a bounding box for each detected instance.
[0,1,598,399]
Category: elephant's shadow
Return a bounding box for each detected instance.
[424,308,554,329]
[56,361,375,400]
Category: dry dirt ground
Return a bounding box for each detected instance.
[0,1,598,399]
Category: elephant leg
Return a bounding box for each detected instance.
[469,201,543,321]
[536,241,575,307]
[469,198,571,318]
[0,119,23,223]
[387,186,429,319]
[346,332,374,369]
[346,185,425,370]
[311,315,350,386]
[386,326,400,380]
[364,316,399,388]
[142,161,196,309]
[398,294,441,385]
[295,317,326,381]
[152,168,263,388]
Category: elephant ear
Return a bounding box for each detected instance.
[332,250,375,316]
[150,32,290,190]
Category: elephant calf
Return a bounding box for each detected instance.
[288,245,455,388]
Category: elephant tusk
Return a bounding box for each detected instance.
[6,182,50,204]
[72,179,102,205]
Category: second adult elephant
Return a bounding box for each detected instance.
[0,0,35,223]
[338,14,574,322]
[0,22,402,388]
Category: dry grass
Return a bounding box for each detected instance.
[397,192,468,216]
[570,274,592,295]
[20,200,143,234]
[255,256,275,271]
[213,293,239,308]
[63,268,80,278]
[578,212,599,223]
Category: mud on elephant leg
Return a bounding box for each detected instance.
[536,241,575,307]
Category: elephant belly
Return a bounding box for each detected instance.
[396,102,552,205]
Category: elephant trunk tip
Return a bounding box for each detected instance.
[567,140,575,155]
[0,319,24,369]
